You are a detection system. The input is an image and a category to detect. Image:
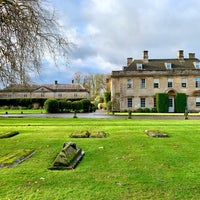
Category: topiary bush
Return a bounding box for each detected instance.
[175,93,187,113]
[44,99,59,113]
[58,99,68,113]
[156,93,169,113]
[72,100,83,112]
[80,99,91,112]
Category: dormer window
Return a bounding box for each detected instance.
[193,62,200,69]
[137,63,143,70]
[165,62,172,69]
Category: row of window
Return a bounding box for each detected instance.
[136,62,200,70]
[127,78,200,89]
[3,93,79,98]
[127,97,200,108]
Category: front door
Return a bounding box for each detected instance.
[168,96,174,112]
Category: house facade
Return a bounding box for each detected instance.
[0,81,90,100]
[111,50,200,112]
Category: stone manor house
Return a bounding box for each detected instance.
[0,81,89,100]
[111,50,200,112]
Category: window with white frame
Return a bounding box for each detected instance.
[196,97,200,107]
[58,93,62,98]
[154,78,159,88]
[196,78,200,88]
[127,79,132,89]
[127,98,132,108]
[140,98,146,107]
[168,78,173,88]
[181,78,187,88]
[194,62,200,69]
[165,63,172,69]
[137,63,143,70]
[140,79,146,88]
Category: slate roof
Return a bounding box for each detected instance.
[124,58,200,71]
[1,83,88,93]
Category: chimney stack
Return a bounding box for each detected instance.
[188,53,195,59]
[178,50,184,60]
[143,50,148,62]
[127,57,133,66]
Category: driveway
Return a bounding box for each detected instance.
[0,110,199,119]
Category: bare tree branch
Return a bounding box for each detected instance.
[0,0,71,86]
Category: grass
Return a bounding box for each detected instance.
[1,118,200,199]
[0,109,45,114]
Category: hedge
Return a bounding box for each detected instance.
[44,99,59,113]
[156,93,169,113]
[0,98,47,108]
[175,93,187,113]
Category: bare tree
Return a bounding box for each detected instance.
[83,73,109,100]
[0,0,71,86]
[72,71,83,84]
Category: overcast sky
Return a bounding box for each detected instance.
[32,0,200,84]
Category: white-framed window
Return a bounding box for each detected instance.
[41,93,45,97]
[196,78,200,88]
[168,78,173,88]
[194,62,200,69]
[127,79,132,89]
[182,78,187,88]
[127,98,132,108]
[140,79,146,88]
[165,63,172,69]
[137,63,143,70]
[154,78,159,88]
[196,97,200,107]
[74,93,78,97]
[24,94,28,98]
[140,98,146,107]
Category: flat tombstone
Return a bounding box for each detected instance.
[145,130,169,138]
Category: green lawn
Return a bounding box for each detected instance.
[1,118,200,199]
[0,109,45,114]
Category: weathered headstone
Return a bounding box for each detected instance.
[49,142,85,170]
[145,130,169,138]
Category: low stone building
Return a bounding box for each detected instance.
[0,81,89,100]
[111,50,200,112]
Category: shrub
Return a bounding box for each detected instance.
[143,108,151,113]
[104,92,111,103]
[156,93,169,113]
[106,101,112,111]
[81,99,91,113]
[72,100,83,112]
[136,108,144,113]
[58,100,68,113]
[65,100,72,112]
[151,107,157,113]
[44,99,59,113]
[89,103,96,112]
[175,93,187,113]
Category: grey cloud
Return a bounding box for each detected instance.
[34,0,200,84]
